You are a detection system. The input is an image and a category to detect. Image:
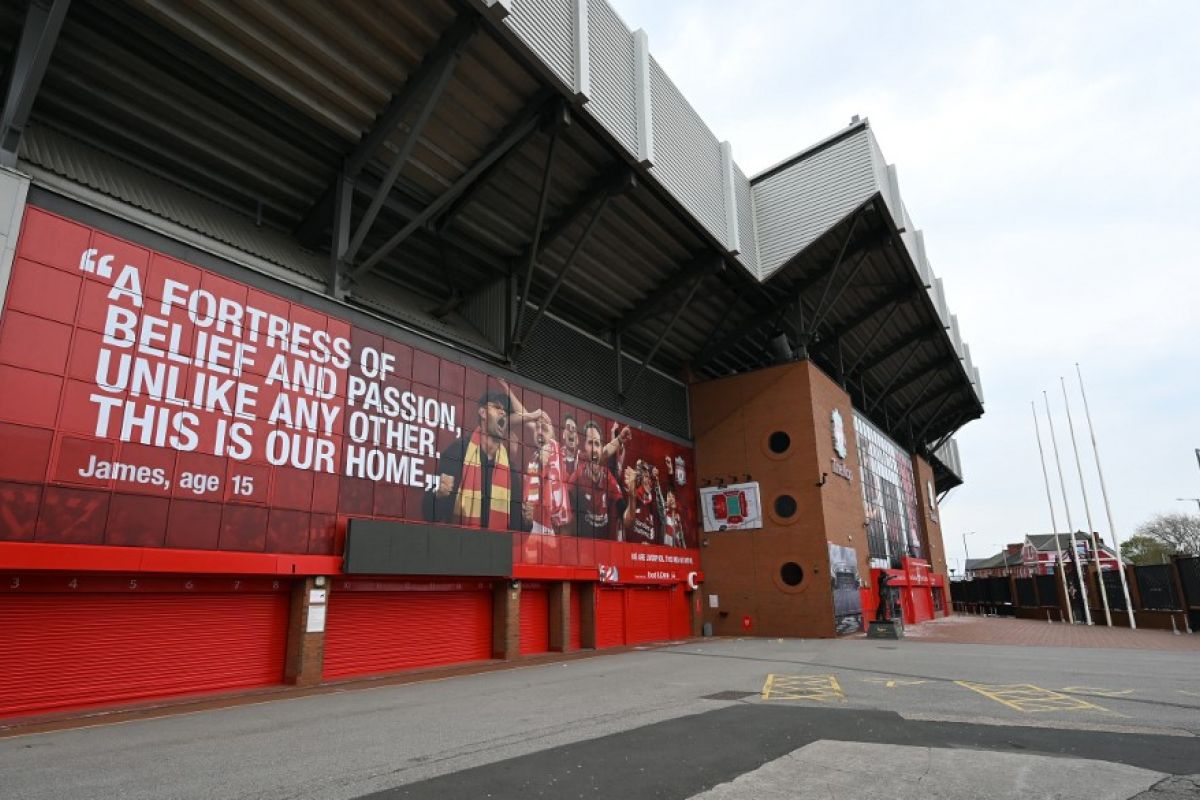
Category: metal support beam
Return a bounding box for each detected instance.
[857,324,941,375]
[342,51,459,267]
[806,212,862,335]
[867,338,924,411]
[613,253,723,333]
[511,186,617,359]
[453,167,630,315]
[348,94,551,281]
[839,303,902,375]
[508,123,564,360]
[888,357,952,398]
[623,269,706,399]
[914,392,957,442]
[805,248,871,342]
[815,285,915,356]
[294,15,480,245]
[0,0,70,167]
[328,168,353,298]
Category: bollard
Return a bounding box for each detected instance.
[1046,611,1052,624]
[1171,615,1180,636]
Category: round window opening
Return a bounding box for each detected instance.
[768,431,791,454]
[774,494,797,518]
[780,562,804,587]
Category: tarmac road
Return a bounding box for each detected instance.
[2,628,1199,799]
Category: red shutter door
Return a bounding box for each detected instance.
[323,588,492,680]
[568,584,583,650]
[668,586,691,639]
[519,585,550,655]
[626,587,671,645]
[0,591,288,718]
[596,586,625,648]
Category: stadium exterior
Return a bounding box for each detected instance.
[0,0,982,718]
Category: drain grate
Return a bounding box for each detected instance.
[701,690,759,701]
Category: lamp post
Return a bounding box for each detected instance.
[962,531,978,578]
[1177,498,1200,514]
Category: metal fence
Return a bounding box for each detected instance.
[1100,570,1128,610]
[1015,578,1036,607]
[1034,575,1059,607]
[1179,557,1200,608]
[1134,564,1181,611]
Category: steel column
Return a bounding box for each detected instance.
[0,0,70,167]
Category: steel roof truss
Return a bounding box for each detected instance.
[868,338,924,411]
[622,268,706,400]
[348,92,552,280]
[343,50,460,268]
[838,302,902,375]
[511,174,615,362]
[1,0,70,166]
[293,14,481,244]
[509,121,563,360]
[613,253,723,334]
[857,324,940,375]
[914,391,957,442]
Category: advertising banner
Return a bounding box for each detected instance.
[0,208,698,573]
[699,482,762,531]
[828,542,863,635]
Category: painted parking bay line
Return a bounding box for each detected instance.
[863,678,928,688]
[1061,687,1134,698]
[762,674,845,702]
[956,682,1109,713]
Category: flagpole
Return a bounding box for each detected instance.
[1032,402,1074,623]
[1061,376,1112,626]
[1045,391,1092,624]
[1076,363,1136,628]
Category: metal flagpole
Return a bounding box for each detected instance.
[1044,391,1092,624]
[1076,364,1136,628]
[1061,377,1112,626]
[1032,402,1074,623]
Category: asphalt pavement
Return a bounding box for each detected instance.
[2,620,1198,799]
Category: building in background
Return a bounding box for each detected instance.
[0,0,981,719]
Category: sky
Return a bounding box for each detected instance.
[607,0,1200,571]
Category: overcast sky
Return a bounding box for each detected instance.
[609,0,1200,570]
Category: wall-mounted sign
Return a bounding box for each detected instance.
[598,564,619,583]
[699,482,762,531]
[830,459,853,482]
[831,408,848,459]
[828,542,863,636]
[0,208,702,569]
[305,604,327,634]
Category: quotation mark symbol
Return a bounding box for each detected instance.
[79,249,114,278]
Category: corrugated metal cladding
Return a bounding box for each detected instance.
[461,277,509,351]
[507,0,575,90]
[751,128,876,279]
[349,273,497,355]
[733,163,758,274]
[647,56,726,246]
[517,315,690,438]
[20,124,326,284]
[584,0,638,157]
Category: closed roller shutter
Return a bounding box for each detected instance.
[0,591,288,718]
[323,588,492,679]
[626,587,671,645]
[669,587,691,639]
[596,586,625,648]
[519,585,550,655]
[569,584,583,650]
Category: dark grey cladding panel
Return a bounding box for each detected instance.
[517,315,690,439]
[344,519,513,576]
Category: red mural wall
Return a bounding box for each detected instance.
[0,208,700,580]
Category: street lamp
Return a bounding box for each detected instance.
[962,531,979,577]
[1177,498,1200,514]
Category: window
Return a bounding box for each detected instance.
[853,412,923,568]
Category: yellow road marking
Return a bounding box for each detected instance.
[863,678,928,688]
[762,674,845,702]
[1062,687,1134,697]
[956,681,1109,714]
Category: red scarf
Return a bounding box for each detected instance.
[525,439,572,531]
[455,428,510,529]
